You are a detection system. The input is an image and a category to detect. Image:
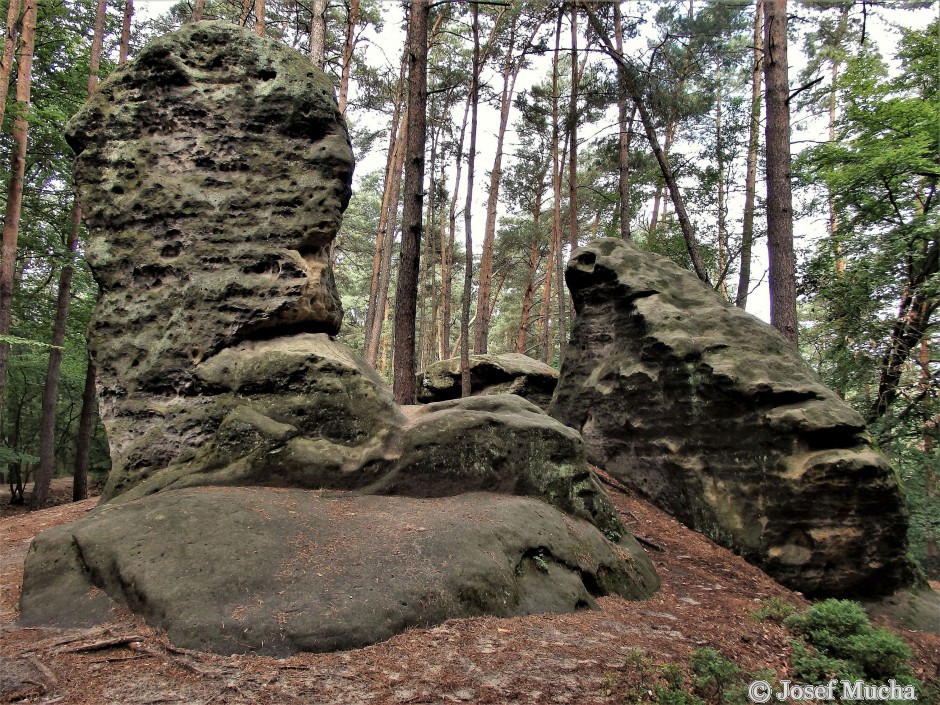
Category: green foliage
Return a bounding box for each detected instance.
[784,600,917,685]
[751,598,797,624]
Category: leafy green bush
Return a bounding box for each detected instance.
[784,599,916,684]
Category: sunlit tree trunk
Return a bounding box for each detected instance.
[254,0,265,35]
[0,0,21,129]
[192,0,205,21]
[309,0,327,69]
[337,0,359,114]
[516,187,544,354]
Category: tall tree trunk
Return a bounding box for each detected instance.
[443,93,471,363]
[613,0,635,241]
[33,0,108,510]
[763,0,797,345]
[567,4,579,256]
[550,11,566,362]
[0,0,21,130]
[72,360,95,501]
[715,66,728,298]
[0,0,36,476]
[254,0,265,35]
[392,0,428,405]
[474,23,519,355]
[308,0,327,69]
[461,3,480,397]
[192,0,205,21]
[119,0,133,64]
[736,0,762,309]
[582,3,708,284]
[539,215,555,363]
[515,187,543,354]
[337,0,359,114]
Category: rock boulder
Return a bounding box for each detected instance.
[550,238,916,597]
[416,353,559,410]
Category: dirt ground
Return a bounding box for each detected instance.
[1,473,938,704]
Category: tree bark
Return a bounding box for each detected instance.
[460,3,480,397]
[72,358,95,501]
[308,0,327,69]
[254,0,265,35]
[550,11,567,362]
[613,0,635,241]
[33,0,107,509]
[392,0,428,405]
[567,4,579,256]
[515,187,543,354]
[763,0,797,345]
[582,3,709,284]
[337,0,359,114]
[0,0,36,471]
[192,0,205,21]
[119,0,133,63]
[0,0,21,130]
[736,0,762,309]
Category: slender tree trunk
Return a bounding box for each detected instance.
[763,0,797,345]
[254,0,265,35]
[613,0,635,241]
[392,0,428,404]
[461,3,480,397]
[119,0,133,63]
[240,0,252,26]
[443,94,471,363]
[550,11,566,362]
[715,66,728,298]
[192,0,205,21]
[539,217,555,363]
[0,0,36,473]
[516,188,543,354]
[583,4,708,284]
[0,0,21,129]
[309,0,328,69]
[337,0,359,114]
[72,359,95,501]
[567,4,579,256]
[33,0,108,509]
[736,0,762,309]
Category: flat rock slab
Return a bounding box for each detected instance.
[20,487,659,656]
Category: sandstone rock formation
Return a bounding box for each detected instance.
[21,488,656,655]
[65,21,354,500]
[416,353,559,409]
[20,25,658,655]
[550,238,916,597]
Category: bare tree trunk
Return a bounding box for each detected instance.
[337,0,359,114]
[763,0,797,344]
[254,0,265,35]
[119,0,133,63]
[736,0,762,309]
[583,4,708,284]
[550,11,566,362]
[72,359,95,501]
[515,189,543,354]
[539,220,554,363]
[192,0,205,21]
[0,0,21,129]
[613,0,635,241]
[567,4,579,255]
[460,3,480,397]
[392,0,428,405]
[309,0,327,69]
[715,66,728,298]
[0,0,36,473]
[33,0,108,510]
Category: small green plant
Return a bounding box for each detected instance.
[604,527,623,543]
[751,597,797,623]
[532,550,550,572]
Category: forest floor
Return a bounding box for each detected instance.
[1,473,938,704]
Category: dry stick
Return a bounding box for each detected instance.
[57,635,147,653]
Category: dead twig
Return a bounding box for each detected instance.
[57,635,146,654]
[634,535,666,553]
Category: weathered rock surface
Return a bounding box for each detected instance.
[65,21,354,499]
[550,238,916,597]
[20,25,659,655]
[416,353,559,409]
[20,487,659,656]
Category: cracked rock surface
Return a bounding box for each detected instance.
[550,238,917,597]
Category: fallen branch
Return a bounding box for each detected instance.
[57,635,146,654]
[634,535,666,553]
